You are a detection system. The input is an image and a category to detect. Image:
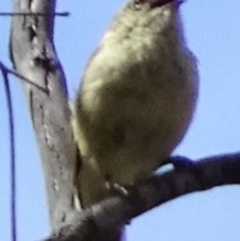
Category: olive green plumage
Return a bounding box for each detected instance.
[72,0,198,208]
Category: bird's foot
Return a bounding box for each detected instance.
[105,180,129,196]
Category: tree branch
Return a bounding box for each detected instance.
[42,152,240,241]
[0,12,69,16]
[10,0,78,230]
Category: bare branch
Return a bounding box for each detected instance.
[10,0,78,230]
[1,62,47,92]
[0,62,17,241]
[0,12,69,17]
[42,153,240,241]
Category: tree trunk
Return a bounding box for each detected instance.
[10,0,79,231]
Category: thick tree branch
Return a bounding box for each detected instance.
[42,152,240,241]
[10,0,78,229]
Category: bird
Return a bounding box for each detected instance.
[72,0,198,209]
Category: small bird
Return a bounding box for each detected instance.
[72,0,198,208]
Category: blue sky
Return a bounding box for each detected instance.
[1,1,240,241]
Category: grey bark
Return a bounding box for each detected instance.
[10,0,79,230]
[43,153,240,241]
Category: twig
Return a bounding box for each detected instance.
[0,62,48,93]
[0,12,69,17]
[0,62,17,241]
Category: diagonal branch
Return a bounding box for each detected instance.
[42,152,240,241]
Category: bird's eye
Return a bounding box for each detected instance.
[133,0,147,10]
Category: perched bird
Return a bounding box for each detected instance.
[72,0,198,209]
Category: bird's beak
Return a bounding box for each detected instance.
[150,0,181,9]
